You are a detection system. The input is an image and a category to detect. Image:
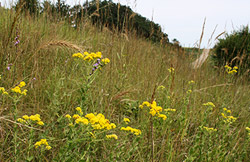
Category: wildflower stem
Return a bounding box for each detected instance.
[150,85,157,162]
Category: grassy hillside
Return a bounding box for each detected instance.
[0,7,249,161]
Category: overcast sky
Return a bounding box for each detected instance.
[1,0,250,47]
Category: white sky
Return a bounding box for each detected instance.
[1,0,250,47]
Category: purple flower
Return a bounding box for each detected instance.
[7,64,12,70]
[90,59,102,75]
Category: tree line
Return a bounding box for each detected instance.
[14,0,170,45]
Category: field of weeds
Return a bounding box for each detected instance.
[0,7,249,161]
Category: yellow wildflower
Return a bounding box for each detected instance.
[72,53,84,58]
[37,121,44,126]
[186,90,192,94]
[83,55,94,61]
[246,127,250,131]
[157,85,165,90]
[188,80,195,84]
[224,65,232,70]
[158,114,167,120]
[65,114,71,119]
[165,108,176,112]
[228,69,237,74]
[34,139,51,150]
[75,117,89,125]
[203,102,215,108]
[22,115,30,120]
[101,58,110,64]
[46,146,52,150]
[121,126,141,136]
[124,117,130,124]
[0,87,8,95]
[233,66,238,70]
[202,126,217,133]
[17,118,26,124]
[29,114,41,122]
[106,134,118,140]
[73,114,80,119]
[11,86,21,94]
[168,67,175,73]
[19,81,26,88]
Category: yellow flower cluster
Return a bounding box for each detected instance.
[75,107,83,115]
[0,87,9,95]
[139,101,167,120]
[101,58,110,65]
[11,81,28,95]
[106,134,118,140]
[123,117,130,124]
[17,114,44,126]
[157,85,165,90]
[121,126,141,136]
[85,113,116,130]
[66,107,116,130]
[221,108,237,124]
[203,102,215,108]
[246,127,250,137]
[34,139,52,150]
[202,126,217,133]
[225,65,238,74]
[188,80,195,84]
[72,51,110,63]
[69,113,89,125]
[168,67,175,73]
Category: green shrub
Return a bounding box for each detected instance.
[213,26,250,75]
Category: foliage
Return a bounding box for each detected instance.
[0,5,250,162]
[213,26,250,75]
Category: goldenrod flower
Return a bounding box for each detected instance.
[19,81,26,88]
[101,58,110,64]
[73,114,80,119]
[0,87,8,95]
[65,114,71,119]
[34,139,51,150]
[158,114,167,120]
[186,90,192,94]
[29,114,41,122]
[75,107,83,115]
[17,118,26,124]
[72,53,84,58]
[202,126,217,133]
[188,80,195,84]
[106,134,118,140]
[11,86,21,94]
[46,146,52,150]
[165,108,176,112]
[124,118,130,124]
[121,126,141,136]
[203,102,215,108]
[37,121,44,126]
[75,117,89,125]
[233,66,238,70]
[157,85,165,90]
[168,67,175,73]
[246,127,250,131]
[22,115,30,120]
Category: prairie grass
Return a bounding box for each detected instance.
[0,7,249,161]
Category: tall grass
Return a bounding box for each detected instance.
[0,6,249,161]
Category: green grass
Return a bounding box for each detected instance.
[0,7,249,161]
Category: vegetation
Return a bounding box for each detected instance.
[0,2,250,162]
[213,26,250,76]
[15,0,169,44]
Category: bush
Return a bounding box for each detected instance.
[213,26,250,75]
